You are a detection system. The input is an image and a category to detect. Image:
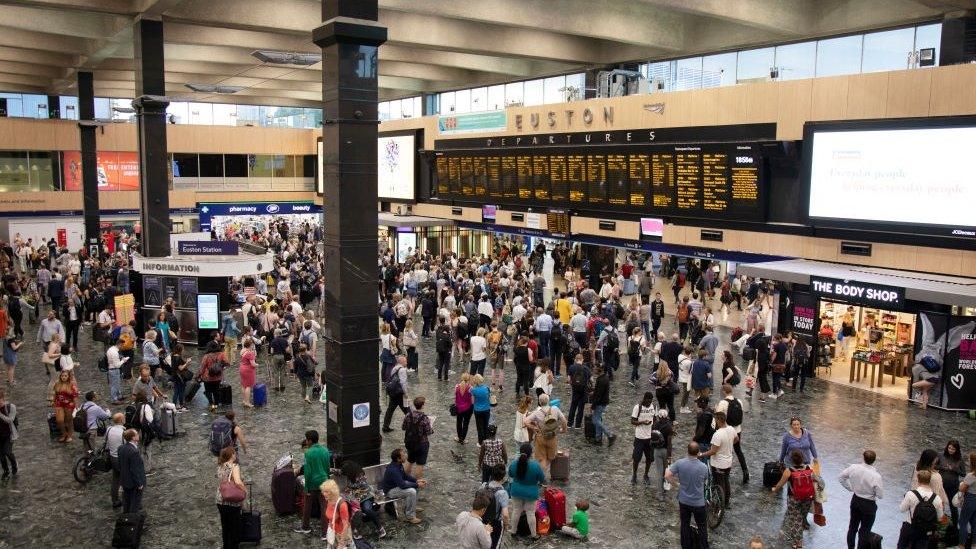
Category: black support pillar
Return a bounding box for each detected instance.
[77,71,101,257]
[313,0,386,467]
[132,18,171,258]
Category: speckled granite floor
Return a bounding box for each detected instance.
[0,303,972,549]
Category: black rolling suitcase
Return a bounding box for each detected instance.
[185,379,201,403]
[762,461,784,489]
[241,483,262,544]
[218,383,233,407]
[858,532,882,549]
[583,413,596,440]
[112,513,144,548]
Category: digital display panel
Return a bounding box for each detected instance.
[607,154,628,206]
[472,157,488,196]
[532,155,550,200]
[586,154,606,204]
[377,134,416,200]
[567,154,586,203]
[516,155,533,199]
[486,156,502,197]
[197,294,220,330]
[628,153,649,207]
[547,209,570,237]
[459,156,474,196]
[435,156,449,196]
[501,156,518,198]
[550,154,568,202]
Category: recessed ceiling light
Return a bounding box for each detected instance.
[185,83,245,94]
[251,50,321,66]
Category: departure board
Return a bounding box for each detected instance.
[516,155,533,199]
[651,153,675,209]
[701,152,728,212]
[550,154,568,202]
[431,141,764,221]
[532,155,550,200]
[586,154,606,204]
[547,208,570,237]
[675,149,701,211]
[460,157,474,196]
[436,156,449,196]
[628,153,649,207]
[486,156,502,197]
[501,156,518,198]
[567,154,586,203]
[607,154,628,206]
[448,156,461,196]
[472,157,487,196]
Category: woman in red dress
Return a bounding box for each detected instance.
[239,339,257,408]
[50,370,78,443]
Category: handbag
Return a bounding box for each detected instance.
[742,347,756,361]
[449,403,458,417]
[219,466,246,504]
[489,393,498,407]
[952,490,964,508]
[325,499,341,546]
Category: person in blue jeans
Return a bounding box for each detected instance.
[566,356,591,429]
[666,441,710,549]
[588,365,616,447]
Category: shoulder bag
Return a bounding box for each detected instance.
[219,465,247,504]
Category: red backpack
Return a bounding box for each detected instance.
[789,467,816,501]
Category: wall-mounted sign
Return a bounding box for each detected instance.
[514,106,615,132]
[197,294,220,330]
[481,205,496,224]
[640,218,664,237]
[177,240,240,256]
[810,276,905,308]
[132,253,274,278]
[438,111,507,134]
[197,201,321,232]
[525,212,541,230]
[352,402,371,428]
[63,151,140,191]
[598,220,616,231]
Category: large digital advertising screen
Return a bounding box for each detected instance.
[377,134,416,201]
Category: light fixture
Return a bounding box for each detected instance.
[111,106,136,114]
[184,83,245,94]
[251,50,321,66]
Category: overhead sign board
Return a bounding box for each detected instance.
[810,276,905,309]
[177,240,239,256]
[197,201,321,232]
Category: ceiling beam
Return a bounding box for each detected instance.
[0,3,131,39]
[635,0,815,36]
[0,26,94,54]
[0,72,52,87]
[0,45,77,67]
[814,0,945,34]
[0,0,136,15]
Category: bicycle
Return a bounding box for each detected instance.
[74,444,112,484]
[700,455,725,530]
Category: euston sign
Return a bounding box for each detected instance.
[810,276,905,308]
[177,240,239,256]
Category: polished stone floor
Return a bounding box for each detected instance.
[0,299,972,549]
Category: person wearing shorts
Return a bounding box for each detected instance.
[522,394,566,477]
[402,396,433,481]
[631,392,656,486]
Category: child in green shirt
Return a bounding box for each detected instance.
[560,498,589,539]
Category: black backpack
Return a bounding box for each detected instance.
[570,367,589,392]
[910,490,939,533]
[384,367,404,397]
[476,483,506,524]
[436,327,452,353]
[725,398,743,428]
[604,329,619,352]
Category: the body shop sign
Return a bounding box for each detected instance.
[810,277,905,309]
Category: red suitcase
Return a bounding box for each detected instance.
[544,486,567,529]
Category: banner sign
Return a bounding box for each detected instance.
[63,151,140,191]
[177,240,239,256]
[114,293,135,327]
[438,110,507,134]
[790,291,817,343]
[197,201,322,232]
[943,315,976,410]
[810,276,905,309]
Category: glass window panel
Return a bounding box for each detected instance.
[212,103,237,126]
[702,53,737,87]
[273,154,295,177]
[523,79,544,106]
[862,27,915,73]
[505,81,524,106]
[235,105,259,125]
[413,97,422,117]
[108,98,131,121]
[915,23,942,66]
[389,99,402,119]
[298,155,315,178]
[487,85,505,110]
[544,76,565,104]
[172,154,199,177]
[439,91,455,114]
[248,154,274,177]
[455,88,471,113]
[166,102,189,124]
[564,73,585,101]
[775,41,816,80]
[816,35,863,77]
[259,106,277,126]
[737,47,775,82]
[0,152,30,191]
[224,154,248,177]
[94,97,111,120]
[378,101,390,121]
[187,102,213,125]
[305,108,322,127]
[60,96,79,120]
[675,57,703,90]
[646,61,674,91]
[28,152,55,191]
[198,154,224,177]
[0,93,24,117]
[401,96,416,118]
[23,94,49,119]
[470,87,487,112]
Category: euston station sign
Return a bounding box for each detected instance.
[810,276,905,308]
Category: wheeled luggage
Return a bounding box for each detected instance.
[550,450,570,482]
[762,461,784,489]
[543,486,567,528]
[253,383,268,407]
[111,512,144,548]
[218,383,233,406]
[241,483,262,543]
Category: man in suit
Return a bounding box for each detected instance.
[118,429,146,514]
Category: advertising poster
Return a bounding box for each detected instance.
[142,275,162,307]
[114,293,135,327]
[942,316,976,410]
[162,277,179,303]
[178,277,198,310]
[913,312,948,406]
[790,291,817,345]
[352,402,370,428]
[56,228,67,248]
[197,294,220,330]
[62,151,140,191]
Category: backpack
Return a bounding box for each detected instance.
[207,357,223,377]
[677,304,689,323]
[789,467,816,502]
[539,407,559,439]
[435,328,452,353]
[98,355,109,373]
[73,402,90,434]
[603,328,618,352]
[476,484,506,524]
[210,417,234,455]
[571,367,589,392]
[910,490,939,533]
[725,398,743,428]
[403,411,425,444]
[384,367,404,396]
[628,338,641,361]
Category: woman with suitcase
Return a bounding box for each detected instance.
[216,446,246,549]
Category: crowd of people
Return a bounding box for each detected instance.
[0,224,974,549]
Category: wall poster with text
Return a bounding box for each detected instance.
[943,315,976,410]
[912,312,949,408]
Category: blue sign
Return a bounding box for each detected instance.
[177,240,240,256]
[197,201,322,232]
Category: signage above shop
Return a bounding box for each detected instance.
[438,110,507,134]
[132,252,274,278]
[197,201,321,232]
[514,106,615,132]
[177,240,239,256]
[810,276,905,308]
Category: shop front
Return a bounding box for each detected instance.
[197,201,322,236]
[377,212,458,259]
[741,259,976,410]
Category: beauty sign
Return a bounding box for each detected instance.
[810,276,905,309]
[944,317,976,410]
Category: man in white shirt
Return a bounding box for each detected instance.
[699,410,736,509]
[630,392,657,486]
[839,449,883,549]
[533,308,554,360]
[105,413,126,508]
[713,384,748,484]
[897,469,943,547]
[105,343,126,404]
[512,302,527,323]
